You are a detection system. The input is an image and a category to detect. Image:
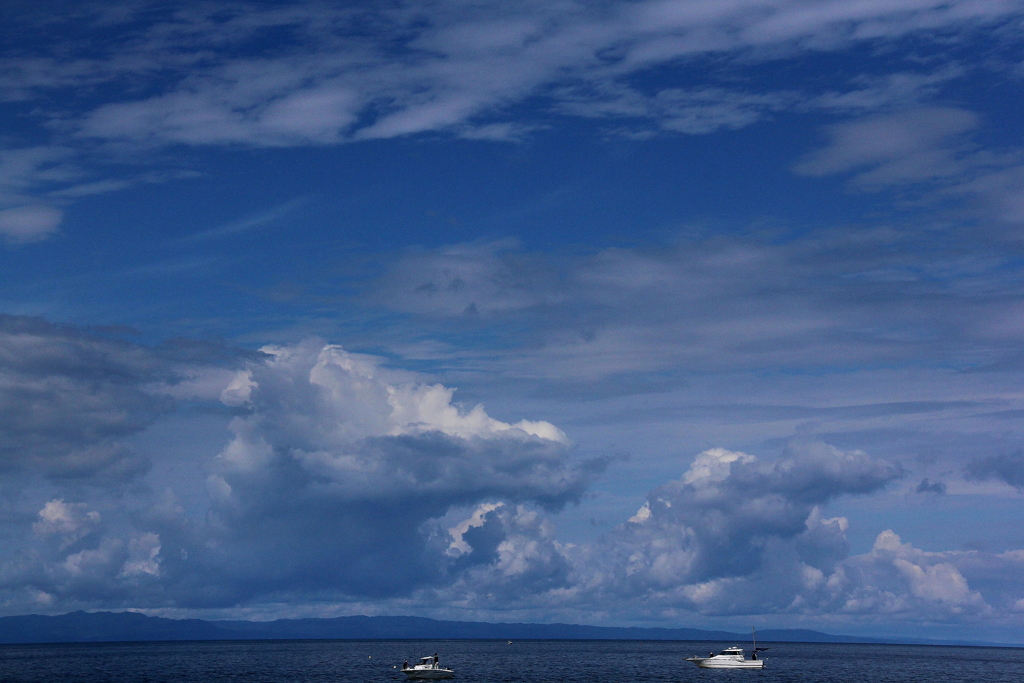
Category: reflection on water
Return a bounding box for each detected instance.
[1,638,1022,683]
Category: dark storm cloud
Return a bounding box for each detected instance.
[915,477,946,494]
[965,450,1024,489]
[186,434,594,603]
[0,314,256,482]
[0,314,174,480]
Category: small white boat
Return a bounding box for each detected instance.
[402,655,454,679]
[685,628,768,669]
[685,646,765,668]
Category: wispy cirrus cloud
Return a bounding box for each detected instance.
[794,108,982,183]
[56,1,1018,147]
[0,3,1015,145]
[174,197,308,244]
[367,231,1024,379]
[0,0,1017,240]
[796,106,1024,226]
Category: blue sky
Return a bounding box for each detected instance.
[3,0,1024,642]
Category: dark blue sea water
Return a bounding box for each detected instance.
[1,639,1022,683]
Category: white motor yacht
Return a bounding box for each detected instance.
[685,628,768,669]
[402,655,454,679]
[685,646,765,669]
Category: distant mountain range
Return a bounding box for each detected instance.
[0,611,1012,647]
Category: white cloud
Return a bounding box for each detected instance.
[586,443,901,605]
[119,533,162,579]
[0,205,62,243]
[0,147,77,205]
[32,500,101,548]
[447,502,504,556]
[532,446,1024,629]
[62,538,124,579]
[230,339,567,444]
[387,383,569,443]
[837,530,990,615]
[423,503,577,606]
[795,106,1024,225]
[411,442,1023,628]
[6,1,1018,150]
[681,447,756,486]
[794,108,981,183]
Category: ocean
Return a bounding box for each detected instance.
[1,639,1022,683]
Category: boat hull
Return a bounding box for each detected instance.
[403,669,455,679]
[688,658,765,669]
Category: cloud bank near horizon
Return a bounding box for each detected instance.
[1,317,1023,639]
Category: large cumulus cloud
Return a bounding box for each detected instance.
[146,339,598,606]
[1,334,599,612]
[583,444,902,614]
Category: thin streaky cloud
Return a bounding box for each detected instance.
[174,197,308,245]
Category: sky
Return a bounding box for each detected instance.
[2,0,1024,643]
